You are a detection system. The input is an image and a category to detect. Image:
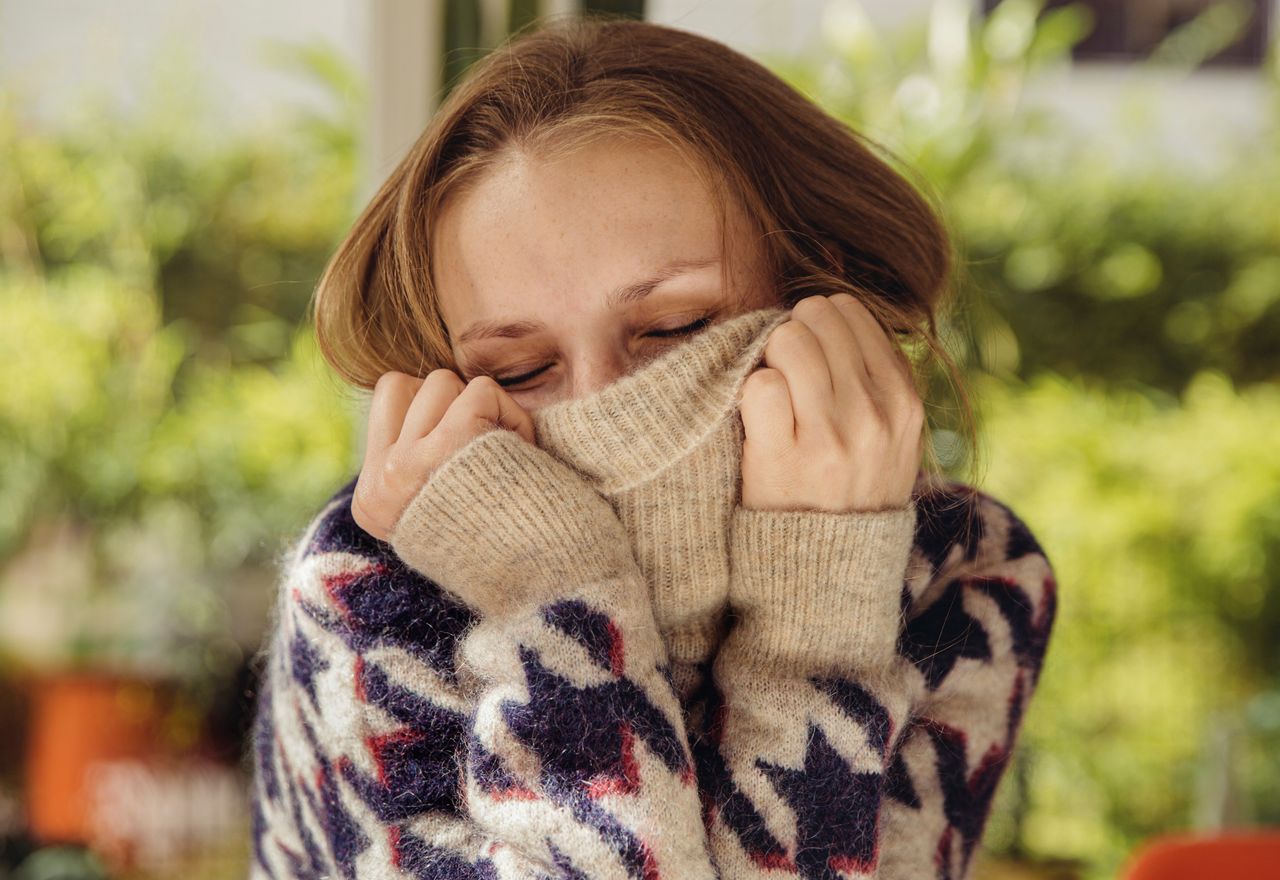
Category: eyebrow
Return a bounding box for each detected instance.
[454,257,721,345]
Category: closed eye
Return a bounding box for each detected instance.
[644,315,713,338]
[491,315,716,388]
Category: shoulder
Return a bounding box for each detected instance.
[909,468,1055,584]
[280,473,481,684]
[903,470,1058,666]
[287,472,392,565]
[270,473,400,593]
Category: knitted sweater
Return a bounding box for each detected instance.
[245,306,1057,880]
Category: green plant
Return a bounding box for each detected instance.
[0,46,365,687]
[768,0,1279,407]
[0,267,358,684]
[974,368,1280,877]
[11,844,108,880]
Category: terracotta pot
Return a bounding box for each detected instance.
[22,671,168,845]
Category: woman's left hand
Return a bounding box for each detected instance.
[737,293,925,513]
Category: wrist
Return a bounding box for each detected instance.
[725,501,917,670]
[388,428,636,617]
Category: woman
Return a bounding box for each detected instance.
[247,15,1057,880]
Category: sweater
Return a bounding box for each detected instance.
[245,305,1058,880]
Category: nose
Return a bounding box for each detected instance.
[566,347,633,401]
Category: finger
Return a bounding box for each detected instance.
[738,367,795,449]
[397,368,465,445]
[367,372,424,454]
[493,384,537,445]
[828,294,917,411]
[423,375,536,448]
[789,294,871,410]
[761,317,835,431]
[827,294,900,382]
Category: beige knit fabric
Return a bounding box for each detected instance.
[386,304,921,877]
[389,302,919,705]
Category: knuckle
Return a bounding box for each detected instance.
[349,496,368,531]
[350,485,382,535]
[465,373,501,392]
[905,394,926,427]
[742,368,785,397]
[791,294,831,317]
[768,319,809,347]
[887,382,925,421]
[380,449,412,486]
[752,367,786,386]
[841,296,874,322]
[374,370,411,394]
[426,367,464,388]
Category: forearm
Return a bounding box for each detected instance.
[249,558,553,880]
[386,427,720,879]
[875,491,1058,880]
[696,502,920,877]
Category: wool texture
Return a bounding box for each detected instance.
[245,306,1058,880]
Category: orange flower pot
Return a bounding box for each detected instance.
[22,671,168,845]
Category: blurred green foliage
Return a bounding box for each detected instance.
[0,2,1277,878]
[772,0,1280,400]
[976,370,1280,873]
[0,46,364,682]
[766,2,1280,877]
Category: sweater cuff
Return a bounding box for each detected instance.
[726,501,917,671]
[387,427,637,618]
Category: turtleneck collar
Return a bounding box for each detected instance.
[529,306,791,494]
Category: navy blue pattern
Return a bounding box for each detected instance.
[811,675,894,759]
[542,599,622,673]
[394,825,501,879]
[755,722,883,879]
[898,579,994,691]
[690,677,791,870]
[249,473,1057,879]
[339,658,467,821]
[289,630,329,710]
[913,482,986,572]
[502,642,689,789]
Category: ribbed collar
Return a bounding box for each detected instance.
[530,306,791,494]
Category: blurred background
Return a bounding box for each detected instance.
[1,0,1277,878]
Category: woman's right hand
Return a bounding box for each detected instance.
[351,369,536,543]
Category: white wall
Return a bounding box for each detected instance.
[1,0,1271,178]
[0,0,366,136]
[647,0,1275,172]
[647,0,936,56]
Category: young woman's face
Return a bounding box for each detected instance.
[432,135,776,410]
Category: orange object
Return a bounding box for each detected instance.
[1121,830,1280,880]
[22,671,166,845]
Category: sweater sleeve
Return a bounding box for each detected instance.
[874,486,1058,880]
[385,426,721,879]
[246,479,555,879]
[692,501,920,878]
[692,484,1057,880]
[246,428,721,879]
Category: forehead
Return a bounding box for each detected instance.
[430,136,734,321]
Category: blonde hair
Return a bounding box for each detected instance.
[311,13,977,481]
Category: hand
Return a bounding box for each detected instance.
[351,370,536,542]
[736,293,924,513]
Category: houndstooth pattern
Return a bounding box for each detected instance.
[245,472,1056,880]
